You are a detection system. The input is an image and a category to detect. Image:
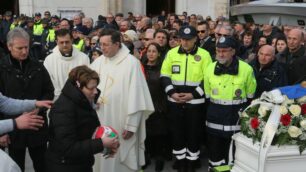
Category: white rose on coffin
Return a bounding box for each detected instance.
[258,105,269,117]
[288,126,302,138]
[289,105,301,116]
[300,120,306,130]
[279,105,288,115]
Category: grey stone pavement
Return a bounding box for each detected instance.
[140,155,209,172]
[24,149,209,172]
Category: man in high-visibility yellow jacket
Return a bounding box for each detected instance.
[41,19,56,60]
[33,13,43,44]
[161,25,212,172]
[32,12,44,61]
[9,17,19,30]
[203,36,256,171]
[72,26,85,52]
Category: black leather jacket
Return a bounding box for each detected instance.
[250,58,288,98]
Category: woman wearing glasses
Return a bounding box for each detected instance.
[45,65,119,172]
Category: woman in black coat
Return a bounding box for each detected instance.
[45,65,119,172]
[142,42,168,172]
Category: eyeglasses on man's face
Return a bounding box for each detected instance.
[216,33,229,37]
[197,30,206,34]
[144,38,152,41]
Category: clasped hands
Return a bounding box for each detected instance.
[171,93,194,103]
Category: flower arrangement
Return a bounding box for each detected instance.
[240,95,306,153]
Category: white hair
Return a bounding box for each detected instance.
[7,27,30,45]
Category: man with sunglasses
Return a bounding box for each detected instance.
[197,21,216,58]
[43,11,51,22]
[214,25,232,42]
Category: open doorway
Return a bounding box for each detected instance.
[1,0,19,16]
[146,0,175,17]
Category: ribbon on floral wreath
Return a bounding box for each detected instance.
[239,89,285,172]
[258,89,284,172]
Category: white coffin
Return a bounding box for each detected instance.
[231,133,306,172]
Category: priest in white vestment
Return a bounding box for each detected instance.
[90,29,154,172]
[44,29,90,100]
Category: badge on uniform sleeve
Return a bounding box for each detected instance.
[234,89,242,100]
[212,88,218,95]
[172,65,180,74]
[194,55,201,62]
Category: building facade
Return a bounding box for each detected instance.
[17,0,229,20]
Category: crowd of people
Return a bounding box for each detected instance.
[0,8,306,172]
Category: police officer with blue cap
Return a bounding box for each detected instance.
[204,36,257,171]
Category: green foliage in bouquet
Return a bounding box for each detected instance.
[240,96,306,154]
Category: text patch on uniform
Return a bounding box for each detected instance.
[172,65,180,74]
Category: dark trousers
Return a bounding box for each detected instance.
[9,144,47,172]
[207,133,232,168]
[169,104,203,161]
[145,135,167,160]
[45,161,93,172]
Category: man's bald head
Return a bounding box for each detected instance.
[258,44,275,68]
[287,28,304,52]
[259,44,275,56]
